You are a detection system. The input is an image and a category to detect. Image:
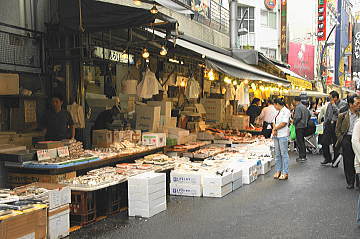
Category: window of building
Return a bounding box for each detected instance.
[261,47,277,60]
[238,7,255,33]
[261,10,277,29]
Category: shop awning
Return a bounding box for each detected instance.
[277,66,312,90]
[152,31,290,86]
[59,0,178,32]
[287,90,327,98]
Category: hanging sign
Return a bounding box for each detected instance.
[280,0,287,59]
[93,47,134,64]
[264,0,276,10]
[352,24,360,73]
[317,0,327,41]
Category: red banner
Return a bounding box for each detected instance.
[326,76,333,85]
[288,42,315,81]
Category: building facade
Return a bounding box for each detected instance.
[236,0,280,61]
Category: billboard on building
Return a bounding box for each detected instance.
[191,0,209,17]
[288,42,315,81]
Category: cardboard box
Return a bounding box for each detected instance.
[170,171,202,185]
[136,105,161,132]
[167,128,189,138]
[48,204,70,239]
[202,173,233,187]
[200,99,225,122]
[203,182,232,198]
[148,101,172,118]
[170,183,202,197]
[232,178,243,191]
[0,205,47,239]
[232,168,243,182]
[128,202,166,218]
[142,133,166,147]
[241,163,258,185]
[232,115,250,130]
[128,196,166,211]
[36,141,64,150]
[260,160,271,175]
[112,131,125,144]
[14,182,71,210]
[92,129,112,148]
[7,171,76,187]
[195,104,206,115]
[0,73,19,95]
[128,172,166,195]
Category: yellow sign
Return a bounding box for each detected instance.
[287,75,312,90]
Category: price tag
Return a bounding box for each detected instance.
[37,150,51,161]
[57,146,70,158]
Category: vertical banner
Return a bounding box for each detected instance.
[280,0,287,61]
[317,0,327,41]
[352,23,360,90]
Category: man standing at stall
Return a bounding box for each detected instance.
[43,93,75,141]
[335,95,360,189]
[293,96,311,162]
[321,91,348,166]
[258,100,277,138]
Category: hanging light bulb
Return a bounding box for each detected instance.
[259,85,265,91]
[142,48,150,59]
[150,4,158,14]
[232,80,238,86]
[251,83,257,91]
[208,70,215,81]
[160,45,168,56]
[244,80,249,84]
[133,0,141,6]
[224,77,232,84]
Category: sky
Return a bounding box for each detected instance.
[287,0,316,42]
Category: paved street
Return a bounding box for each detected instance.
[71,153,360,239]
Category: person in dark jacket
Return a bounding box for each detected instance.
[335,95,360,189]
[293,96,311,162]
[93,106,121,130]
[246,98,261,126]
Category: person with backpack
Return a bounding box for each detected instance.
[293,96,311,162]
[335,95,360,189]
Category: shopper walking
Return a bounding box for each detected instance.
[293,96,311,162]
[321,91,348,165]
[351,119,360,225]
[272,98,291,180]
[335,95,360,189]
[246,98,261,126]
[258,99,277,138]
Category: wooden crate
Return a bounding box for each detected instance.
[7,171,76,187]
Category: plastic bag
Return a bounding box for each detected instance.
[290,124,296,140]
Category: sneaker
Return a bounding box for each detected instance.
[298,158,307,163]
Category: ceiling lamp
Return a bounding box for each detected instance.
[142,48,150,59]
[224,77,232,84]
[133,0,142,6]
[150,4,158,14]
[160,46,168,56]
[208,70,215,81]
[232,80,238,86]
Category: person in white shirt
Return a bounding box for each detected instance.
[272,98,291,180]
[258,100,278,138]
[351,119,360,225]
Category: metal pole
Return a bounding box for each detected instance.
[319,24,337,93]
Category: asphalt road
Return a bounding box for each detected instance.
[71,153,360,239]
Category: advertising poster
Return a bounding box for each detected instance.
[288,42,315,81]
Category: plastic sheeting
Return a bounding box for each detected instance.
[185,77,201,99]
[137,69,163,99]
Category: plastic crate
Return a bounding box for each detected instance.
[70,191,97,226]
[97,184,123,216]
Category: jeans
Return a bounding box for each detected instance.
[358,175,360,225]
[274,136,289,174]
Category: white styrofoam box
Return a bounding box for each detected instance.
[129,196,166,211]
[170,183,202,197]
[232,178,243,191]
[48,205,70,239]
[128,181,166,196]
[142,133,167,147]
[270,158,275,167]
[240,163,258,185]
[231,168,243,182]
[203,183,232,198]
[260,160,271,175]
[202,173,232,187]
[128,187,166,202]
[128,202,166,218]
[170,170,202,185]
[128,172,166,187]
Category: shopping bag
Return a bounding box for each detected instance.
[290,124,296,140]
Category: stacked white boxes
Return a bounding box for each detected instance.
[231,167,243,191]
[240,161,258,185]
[202,173,233,198]
[128,172,167,218]
[170,171,202,197]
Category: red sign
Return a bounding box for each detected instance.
[317,0,327,41]
[326,76,333,85]
[264,0,276,10]
[288,42,315,81]
[345,80,353,88]
[280,0,287,61]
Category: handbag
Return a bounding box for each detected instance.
[290,124,296,140]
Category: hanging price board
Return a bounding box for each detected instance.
[37,150,51,161]
[57,147,70,158]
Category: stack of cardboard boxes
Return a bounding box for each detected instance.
[167,127,190,145]
[128,172,167,218]
[170,171,203,197]
[200,98,225,123]
[232,115,250,130]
